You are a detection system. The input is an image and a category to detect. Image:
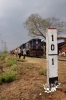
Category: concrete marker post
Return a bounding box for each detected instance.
[46,28,58,89]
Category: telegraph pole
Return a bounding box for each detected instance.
[0,34,7,52]
[4,41,7,52]
[1,40,3,52]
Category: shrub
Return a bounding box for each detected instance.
[6,58,17,67]
[11,64,18,71]
[0,71,16,84]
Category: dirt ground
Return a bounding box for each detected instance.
[0,55,66,100]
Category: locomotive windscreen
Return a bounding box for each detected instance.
[32,39,41,49]
[36,39,41,49]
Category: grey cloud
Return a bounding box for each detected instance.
[0,0,66,51]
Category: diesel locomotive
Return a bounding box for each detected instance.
[20,38,44,57]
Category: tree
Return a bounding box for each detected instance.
[24,14,66,39]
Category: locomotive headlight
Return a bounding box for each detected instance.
[36,40,38,44]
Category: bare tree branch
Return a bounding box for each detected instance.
[24,14,66,39]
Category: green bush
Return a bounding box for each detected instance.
[0,71,16,84]
[6,58,17,67]
[11,64,18,71]
[39,67,47,76]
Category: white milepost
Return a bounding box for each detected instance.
[46,28,58,88]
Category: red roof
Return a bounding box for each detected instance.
[57,37,66,41]
[58,42,66,48]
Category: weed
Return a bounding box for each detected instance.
[34,83,38,87]
[0,52,7,61]
[11,64,18,71]
[0,96,4,99]
[0,71,16,84]
[39,67,47,76]
[27,66,33,69]
[6,58,17,67]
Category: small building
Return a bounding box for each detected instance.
[58,42,66,52]
[58,42,66,56]
[60,43,66,53]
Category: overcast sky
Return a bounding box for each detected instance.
[0,0,66,51]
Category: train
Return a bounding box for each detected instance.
[10,38,46,57]
[10,37,66,57]
[20,38,45,57]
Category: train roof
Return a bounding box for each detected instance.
[28,38,41,41]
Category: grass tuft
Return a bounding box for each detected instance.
[0,71,16,84]
[11,64,18,71]
[27,66,33,69]
[6,58,17,67]
[39,67,47,76]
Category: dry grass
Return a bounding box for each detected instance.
[0,55,66,100]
